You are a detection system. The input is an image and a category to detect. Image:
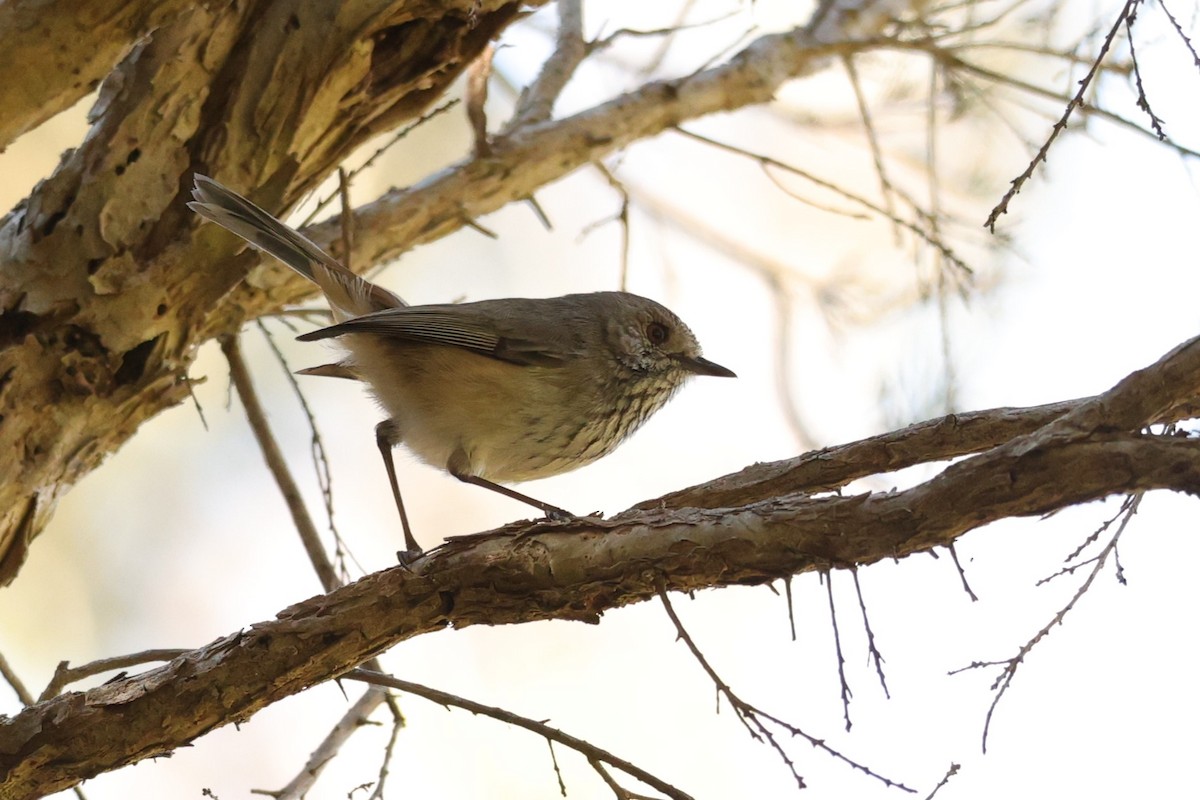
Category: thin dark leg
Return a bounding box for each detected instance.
[376,422,421,558]
[451,471,573,521]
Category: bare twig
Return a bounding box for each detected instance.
[257,687,390,800]
[38,650,189,702]
[345,669,694,800]
[508,0,586,129]
[1158,0,1200,69]
[784,575,797,642]
[0,650,33,706]
[367,697,405,800]
[303,99,461,226]
[850,567,890,698]
[586,162,632,291]
[842,54,900,243]
[923,762,960,800]
[1124,2,1166,140]
[467,44,496,157]
[222,335,341,593]
[548,740,568,797]
[946,542,978,601]
[1040,494,1138,585]
[824,572,854,731]
[253,319,361,582]
[225,333,407,797]
[984,0,1141,230]
[656,577,912,791]
[951,493,1142,751]
[673,127,975,278]
[338,167,355,269]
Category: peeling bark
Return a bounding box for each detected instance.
[0,0,528,584]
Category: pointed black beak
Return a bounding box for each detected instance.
[678,355,737,378]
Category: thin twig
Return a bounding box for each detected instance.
[947,542,978,601]
[951,493,1142,751]
[303,100,461,225]
[923,762,960,800]
[222,335,340,593]
[656,577,913,791]
[38,649,188,702]
[345,669,694,800]
[784,575,797,642]
[508,0,586,130]
[1158,0,1200,69]
[257,687,390,800]
[467,43,495,157]
[1041,494,1137,584]
[548,740,568,797]
[1125,2,1166,140]
[368,696,406,800]
[842,54,900,244]
[587,162,632,292]
[228,330,409,796]
[850,567,890,698]
[824,571,854,730]
[984,0,1142,230]
[253,319,362,582]
[673,127,975,278]
[0,649,33,706]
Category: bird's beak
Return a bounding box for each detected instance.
[678,354,736,378]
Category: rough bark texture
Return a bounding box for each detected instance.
[2,334,1199,798]
[3,0,1198,795]
[0,0,529,584]
[0,0,872,586]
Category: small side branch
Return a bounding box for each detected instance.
[951,494,1142,751]
[656,577,911,792]
[346,670,692,800]
[985,0,1141,230]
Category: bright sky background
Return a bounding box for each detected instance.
[2,1,1198,798]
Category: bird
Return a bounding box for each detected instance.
[189,174,735,558]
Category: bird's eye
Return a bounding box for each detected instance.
[646,321,670,346]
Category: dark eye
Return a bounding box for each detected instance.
[646,321,670,346]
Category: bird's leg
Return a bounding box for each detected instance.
[376,421,422,561]
[448,459,573,522]
[446,447,573,520]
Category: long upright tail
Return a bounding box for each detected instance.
[188,174,404,319]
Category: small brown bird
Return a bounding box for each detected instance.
[190,175,735,558]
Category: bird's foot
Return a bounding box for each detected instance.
[396,547,425,568]
[543,506,574,523]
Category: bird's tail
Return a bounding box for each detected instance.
[189,174,404,318]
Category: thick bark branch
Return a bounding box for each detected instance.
[0,0,193,150]
[0,0,531,584]
[2,335,1199,797]
[0,1,854,585]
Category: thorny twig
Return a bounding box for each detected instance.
[923,762,961,800]
[823,571,854,731]
[951,493,1142,751]
[984,0,1143,230]
[346,669,693,800]
[656,576,913,792]
[850,567,890,698]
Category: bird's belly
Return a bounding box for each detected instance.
[350,337,615,482]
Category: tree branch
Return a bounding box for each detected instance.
[3,329,1199,796]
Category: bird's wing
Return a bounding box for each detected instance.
[296,306,574,367]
